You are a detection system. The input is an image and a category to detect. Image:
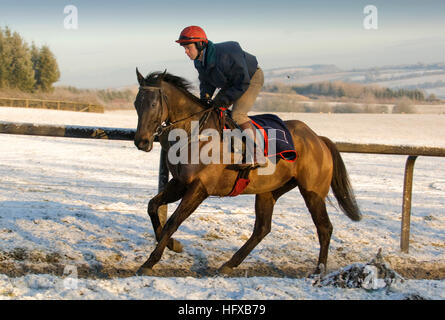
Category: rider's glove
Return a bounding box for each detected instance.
[199,98,213,108]
[213,95,230,109]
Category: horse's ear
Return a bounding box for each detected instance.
[159,69,167,82]
[136,67,145,86]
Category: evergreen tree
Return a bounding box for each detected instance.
[0,27,14,88]
[34,45,60,92]
[0,27,60,92]
[0,28,5,87]
[3,28,35,91]
[30,42,40,86]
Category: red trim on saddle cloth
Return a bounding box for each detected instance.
[267,150,298,162]
[250,119,268,156]
[228,177,250,197]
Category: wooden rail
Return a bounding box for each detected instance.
[336,142,445,157]
[0,121,133,140]
[335,142,445,252]
[1,120,444,253]
[0,97,104,113]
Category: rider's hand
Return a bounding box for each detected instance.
[213,95,230,109]
[199,98,213,108]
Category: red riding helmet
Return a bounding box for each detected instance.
[175,26,208,45]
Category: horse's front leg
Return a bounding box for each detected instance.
[137,179,208,275]
[147,178,186,253]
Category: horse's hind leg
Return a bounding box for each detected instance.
[299,187,333,274]
[272,178,298,200]
[219,179,298,274]
[219,192,275,274]
[147,178,186,253]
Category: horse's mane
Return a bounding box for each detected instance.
[145,71,202,105]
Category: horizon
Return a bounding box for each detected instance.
[1,0,445,89]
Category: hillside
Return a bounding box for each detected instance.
[264,63,445,99]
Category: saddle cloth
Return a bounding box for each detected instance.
[224,113,297,197]
[249,114,297,162]
[221,111,297,162]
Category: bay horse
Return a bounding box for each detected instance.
[133,69,361,276]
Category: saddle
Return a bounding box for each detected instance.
[215,108,297,196]
[216,108,297,162]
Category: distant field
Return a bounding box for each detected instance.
[263,63,445,99]
[254,96,445,114]
[424,86,445,99]
[375,74,445,88]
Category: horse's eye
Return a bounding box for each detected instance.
[151,102,157,107]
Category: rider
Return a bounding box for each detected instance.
[175,25,267,168]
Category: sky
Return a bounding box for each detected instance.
[1,0,444,88]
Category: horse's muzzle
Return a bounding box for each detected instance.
[134,135,154,152]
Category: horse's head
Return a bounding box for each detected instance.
[134,68,168,152]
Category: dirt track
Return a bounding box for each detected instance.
[1,248,444,280]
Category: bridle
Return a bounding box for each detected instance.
[138,85,169,137]
[138,85,215,138]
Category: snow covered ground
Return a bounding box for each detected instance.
[0,107,444,300]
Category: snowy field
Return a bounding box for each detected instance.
[0,107,444,300]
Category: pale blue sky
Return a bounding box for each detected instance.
[1,0,444,88]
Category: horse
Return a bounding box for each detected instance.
[133,69,362,276]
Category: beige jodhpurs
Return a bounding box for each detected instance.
[231,67,264,124]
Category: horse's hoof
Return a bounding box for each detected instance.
[314,263,326,275]
[218,265,233,275]
[136,266,154,276]
[167,238,183,253]
[308,263,326,278]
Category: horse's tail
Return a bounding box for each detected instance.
[320,136,362,221]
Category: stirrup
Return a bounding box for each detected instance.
[226,158,268,171]
[242,162,267,169]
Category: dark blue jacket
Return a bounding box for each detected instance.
[194,41,258,106]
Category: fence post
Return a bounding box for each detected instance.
[400,155,418,253]
[157,148,169,226]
